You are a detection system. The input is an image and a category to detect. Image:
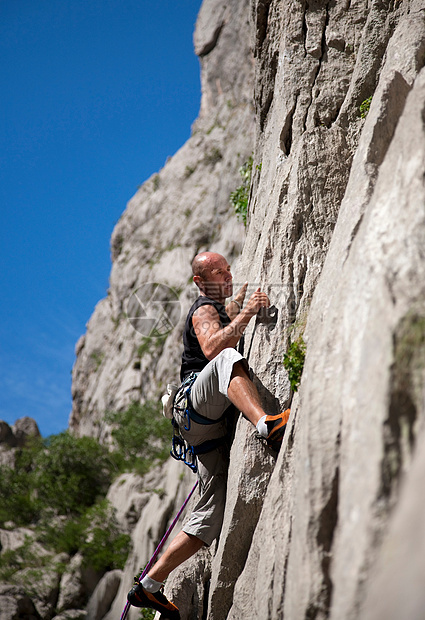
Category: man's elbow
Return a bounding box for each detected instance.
[203,346,217,361]
[202,340,222,360]
[203,345,233,361]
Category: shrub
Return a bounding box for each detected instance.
[139,610,156,620]
[152,174,160,191]
[79,500,130,571]
[0,432,131,583]
[37,515,86,556]
[230,156,253,226]
[90,350,104,371]
[33,432,114,515]
[0,465,39,526]
[35,499,131,571]
[203,147,223,166]
[106,401,171,475]
[0,437,43,526]
[283,337,306,392]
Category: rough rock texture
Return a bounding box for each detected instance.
[0,527,35,553]
[85,570,122,620]
[0,527,68,620]
[0,585,40,620]
[225,2,425,620]
[19,551,68,619]
[56,554,95,613]
[51,611,87,620]
[60,0,425,619]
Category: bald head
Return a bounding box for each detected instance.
[192,252,226,280]
[191,252,233,301]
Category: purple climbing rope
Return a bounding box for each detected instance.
[120,479,198,620]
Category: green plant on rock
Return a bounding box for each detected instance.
[203,147,223,166]
[34,431,114,515]
[105,400,171,475]
[184,165,196,178]
[229,156,253,227]
[137,328,168,359]
[35,498,131,572]
[0,432,115,528]
[0,431,132,586]
[139,609,156,620]
[359,96,372,119]
[283,336,306,392]
[0,535,30,581]
[90,350,104,371]
[79,500,131,571]
[0,464,40,526]
[152,174,160,191]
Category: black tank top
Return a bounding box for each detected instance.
[180,296,231,380]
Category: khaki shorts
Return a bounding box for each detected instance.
[174,348,246,446]
[175,348,247,545]
[183,445,229,545]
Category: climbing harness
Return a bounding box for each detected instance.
[169,371,228,474]
[119,479,199,620]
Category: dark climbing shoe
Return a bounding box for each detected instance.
[265,409,290,451]
[127,582,180,619]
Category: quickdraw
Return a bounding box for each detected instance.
[170,428,198,473]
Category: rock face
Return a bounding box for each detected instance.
[65,0,425,619]
[221,2,425,620]
[0,585,40,620]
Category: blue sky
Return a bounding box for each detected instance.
[0,0,202,437]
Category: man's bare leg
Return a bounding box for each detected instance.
[227,361,266,426]
[148,531,204,583]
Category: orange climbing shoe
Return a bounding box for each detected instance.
[127,582,180,619]
[265,409,290,451]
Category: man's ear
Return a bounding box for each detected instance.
[193,275,202,288]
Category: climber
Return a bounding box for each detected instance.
[128,251,290,619]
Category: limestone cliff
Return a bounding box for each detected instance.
[72,1,425,620]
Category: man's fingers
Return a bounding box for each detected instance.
[246,289,271,313]
[238,282,248,297]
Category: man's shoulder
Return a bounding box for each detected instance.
[189,296,222,315]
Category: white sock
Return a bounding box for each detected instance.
[141,575,162,593]
[256,414,268,438]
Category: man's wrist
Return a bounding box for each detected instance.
[232,299,242,311]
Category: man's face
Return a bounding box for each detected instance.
[204,256,233,300]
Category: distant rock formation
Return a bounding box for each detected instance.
[0,417,40,465]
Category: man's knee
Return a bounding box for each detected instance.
[230,357,250,379]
